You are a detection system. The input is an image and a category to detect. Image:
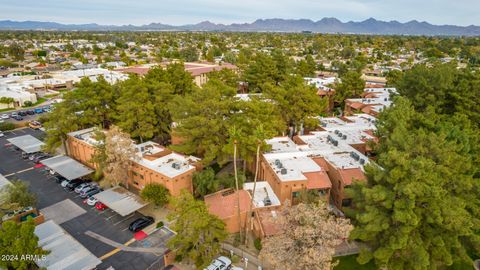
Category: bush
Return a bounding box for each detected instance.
[233,233,241,247]
[254,238,262,251]
[0,122,15,131]
[23,101,33,107]
[140,183,170,207]
[231,255,240,264]
[156,221,164,228]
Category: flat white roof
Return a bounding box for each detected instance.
[93,186,148,216]
[34,220,101,270]
[41,155,94,180]
[263,152,322,182]
[7,135,45,153]
[243,181,281,208]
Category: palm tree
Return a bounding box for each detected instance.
[244,139,261,245]
[229,125,243,242]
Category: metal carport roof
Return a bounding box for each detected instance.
[34,220,102,270]
[7,135,45,153]
[0,173,11,191]
[94,186,148,216]
[41,155,94,180]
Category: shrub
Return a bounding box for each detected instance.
[0,122,15,131]
[254,238,262,251]
[140,183,170,207]
[156,221,164,228]
[23,101,33,107]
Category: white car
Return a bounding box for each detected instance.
[205,256,232,270]
[0,131,4,137]
[60,180,70,188]
[0,114,9,119]
[86,196,99,206]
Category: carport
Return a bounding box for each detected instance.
[94,186,148,216]
[0,173,11,191]
[34,220,102,270]
[41,155,94,180]
[6,134,45,153]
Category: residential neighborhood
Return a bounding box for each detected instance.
[1,2,480,270]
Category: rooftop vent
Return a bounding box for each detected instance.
[342,135,347,140]
[334,130,339,134]
[359,159,366,165]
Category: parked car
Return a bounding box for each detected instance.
[53,175,67,183]
[0,131,4,138]
[66,179,84,190]
[85,196,99,206]
[29,121,42,130]
[10,112,18,117]
[34,108,43,114]
[80,187,102,199]
[128,216,155,232]
[33,153,51,163]
[42,106,51,112]
[75,183,92,193]
[204,256,232,270]
[18,111,27,116]
[25,110,35,115]
[13,115,23,121]
[0,114,8,119]
[29,152,41,161]
[95,202,108,211]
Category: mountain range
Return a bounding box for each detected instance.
[1,18,479,36]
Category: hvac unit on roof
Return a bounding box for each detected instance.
[171,162,181,170]
[337,132,343,138]
[342,135,347,140]
[334,130,339,134]
[274,159,281,166]
[359,159,366,165]
[280,168,288,175]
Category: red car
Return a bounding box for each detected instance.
[95,202,108,211]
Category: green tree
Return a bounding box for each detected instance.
[264,76,327,136]
[167,191,227,268]
[0,180,37,211]
[349,97,480,270]
[192,168,218,198]
[140,183,170,207]
[334,70,365,106]
[169,80,235,164]
[0,219,49,270]
[116,76,158,142]
[0,97,15,108]
[244,52,281,92]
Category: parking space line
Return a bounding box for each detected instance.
[3,167,34,177]
[113,213,135,226]
[106,213,118,220]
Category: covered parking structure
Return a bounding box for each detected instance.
[6,134,45,154]
[94,186,149,217]
[34,220,102,270]
[41,155,94,180]
[0,173,11,191]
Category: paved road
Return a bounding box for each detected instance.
[0,99,58,124]
[0,128,165,270]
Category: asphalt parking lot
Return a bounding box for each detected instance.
[0,128,164,270]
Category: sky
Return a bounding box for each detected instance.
[0,0,479,26]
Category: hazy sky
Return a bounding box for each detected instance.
[1,0,479,26]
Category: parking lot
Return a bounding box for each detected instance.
[0,128,165,270]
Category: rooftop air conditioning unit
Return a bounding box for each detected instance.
[359,159,365,165]
[342,135,347,140]
[280,168,287,175]
[172,162,181,169]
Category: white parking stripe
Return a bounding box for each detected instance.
[113,214,135,226]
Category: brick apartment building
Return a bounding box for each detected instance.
[258,114,377,210]
[66,128,200,196]
[344,88,397,116]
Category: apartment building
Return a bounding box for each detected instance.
[344,88,397,116]
[259,114,376,209]
[305,76,337,112]
[66,128,200,196]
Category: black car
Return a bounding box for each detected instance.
[80,187,102,199]
[18,111,27,116]
[53,175,67,183]
[129,216,154,232]
[13,115,24,121]
[66,179,84,190]
[26,110,35,115]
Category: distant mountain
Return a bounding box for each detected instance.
[1,18,479,36]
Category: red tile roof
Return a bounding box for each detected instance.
[205,189,251,220]
[304,171,332,190]
[338,168,366,186]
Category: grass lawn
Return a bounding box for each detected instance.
[334,255,376,270]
